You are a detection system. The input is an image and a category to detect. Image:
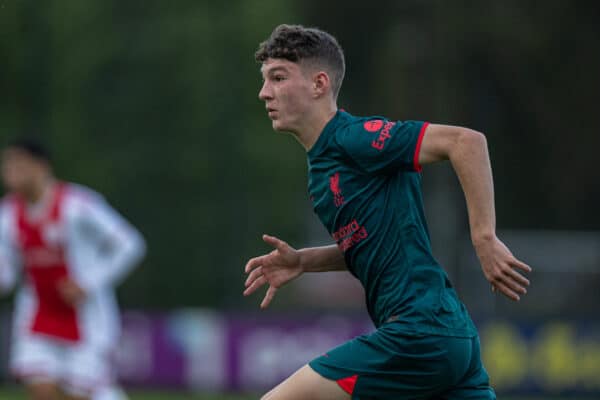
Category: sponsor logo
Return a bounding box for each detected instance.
[338,227,368,252]
[332,219,368,252]
[371,121,396,151]
[363,119,384,133]
[329,172,345,207]
[332,220,360,241]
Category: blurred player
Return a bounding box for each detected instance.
[244,25,532,399]
[0,138,146,400]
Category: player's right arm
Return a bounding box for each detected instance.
[244,235,345,308]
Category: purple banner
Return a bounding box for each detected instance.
[115,310,371,391]
[114,311,600,395]
[225,314,372,390]
[117,310,228,389]
[2,309,599,395]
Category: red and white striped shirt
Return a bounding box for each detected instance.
[0,182,145,348]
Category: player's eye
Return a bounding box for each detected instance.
[274,75,286,82]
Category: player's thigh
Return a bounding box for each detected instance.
[262,364,351,400]
[10,334,62,385]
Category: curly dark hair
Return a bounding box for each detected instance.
[255,24,346,99]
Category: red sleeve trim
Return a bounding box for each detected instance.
[337,374,358,395]
[413,122,429,172]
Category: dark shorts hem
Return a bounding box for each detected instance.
[308,330,495,400]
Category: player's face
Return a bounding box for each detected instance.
[259,58,315,132]
[0,148,44,194]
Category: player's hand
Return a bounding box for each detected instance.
[244,234,304,309]
[57,278,87,306]
[474,235,532,301]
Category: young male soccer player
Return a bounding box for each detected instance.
[244,25,532,399]
[0,139,146,400]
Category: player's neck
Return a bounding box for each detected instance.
[23,176,56,205]
[295,103,338,152]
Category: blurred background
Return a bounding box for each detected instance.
[1,0,599,399]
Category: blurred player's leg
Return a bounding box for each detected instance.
[262,364,350,400]
[61,383,92,400]
[26,382,62,400]
[62,343,117,400]
[62,393,90,400]
[92,385,129,400]
[11,335,63,400]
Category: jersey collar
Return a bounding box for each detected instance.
[307,110,350,157]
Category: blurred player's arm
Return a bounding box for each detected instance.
[244,234,345,308]
[0,204,20,294]
[0,249,18,294]
[417,124,532,301]
[71,194,146,295]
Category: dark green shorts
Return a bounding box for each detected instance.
[309,322,495,400]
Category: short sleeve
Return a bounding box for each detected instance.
[336,118,429,174]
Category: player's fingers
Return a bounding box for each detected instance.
[260,286,278,309]
[244,266,263,287]
[503,266,530,287]
[511,258,532,273]
[498,270,527,295]
[243,275,268,297]
[245,255,266,273]
[263,234,289,252]
[494,280,521,301]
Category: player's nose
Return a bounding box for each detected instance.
[258,81,272,100]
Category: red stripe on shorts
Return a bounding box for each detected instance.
[337,374,358,395]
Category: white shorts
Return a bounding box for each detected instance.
[10,333,115,397]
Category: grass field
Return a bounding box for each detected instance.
[0,389,594,400]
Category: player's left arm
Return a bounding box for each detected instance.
[70,194,147,295]
[418,124,532,301]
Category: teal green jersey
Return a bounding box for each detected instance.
[307,110,477,337]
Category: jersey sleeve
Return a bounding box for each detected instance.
[70,191,146,292]
[336,118,429,175]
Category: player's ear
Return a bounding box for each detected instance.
[312,71,331,98]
